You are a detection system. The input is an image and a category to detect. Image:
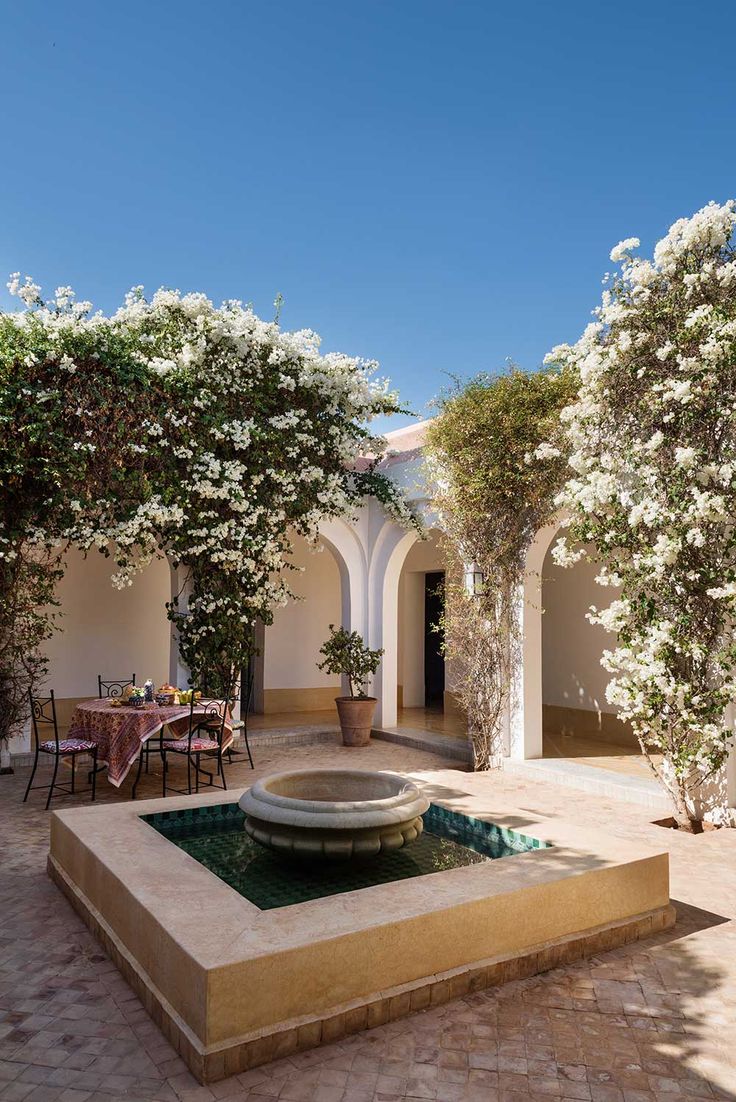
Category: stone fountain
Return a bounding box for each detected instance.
[238,769,430,859]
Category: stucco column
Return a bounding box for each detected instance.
[508,575,543,759]
[508,519,562,760]
[369,526,418,729]
[168,563,192,690]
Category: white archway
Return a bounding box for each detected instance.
[368,522,420,727]
[318,516,369,640]
[224,519,370,718]
[508,516,563,760]
[396,529,448,712]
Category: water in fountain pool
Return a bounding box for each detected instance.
[142,803,548,910]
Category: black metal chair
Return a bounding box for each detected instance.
[92,675,136,782]
[160,690,234,796]
[98,672,167,776]
[98,674,136,699]
[228,664,255,769]
[24,690,98,810]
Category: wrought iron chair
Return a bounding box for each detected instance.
[24,690,98,810]
[160,690,234,796]
[97,672,167,776]
[92,674,136,782]
[228,664,255,769]
[98,674,136,699]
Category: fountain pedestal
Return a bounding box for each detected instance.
[238,769,430,859]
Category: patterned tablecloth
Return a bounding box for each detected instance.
[67,699,234,787]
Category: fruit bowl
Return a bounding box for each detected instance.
[178,690,201,705]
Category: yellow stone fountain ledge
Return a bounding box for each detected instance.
[47,777,674,1083]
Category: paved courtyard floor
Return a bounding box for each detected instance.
[2,739,736,1102]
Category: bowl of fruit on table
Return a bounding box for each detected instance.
[119,685,146,708]
[154,685,177,707]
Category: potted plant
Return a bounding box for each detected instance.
[317,625,384,746]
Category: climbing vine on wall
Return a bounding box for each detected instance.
[0,278,415,746]
[425,366,578,770]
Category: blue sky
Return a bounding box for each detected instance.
[2,0,735,431]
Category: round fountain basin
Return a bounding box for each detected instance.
[238,769,430,860]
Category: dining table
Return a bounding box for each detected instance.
[66,698,234,795]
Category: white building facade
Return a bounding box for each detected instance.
[15,419,736,811]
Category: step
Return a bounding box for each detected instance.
[244,725,341,749]
[371,725,473,764]
[506,756,671,812]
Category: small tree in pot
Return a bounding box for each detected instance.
[317,625,383,746]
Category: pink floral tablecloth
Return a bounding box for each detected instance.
[67,699,234,787]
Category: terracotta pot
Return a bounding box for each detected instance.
[335,696,376,747]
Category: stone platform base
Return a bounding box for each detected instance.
[48,849,674,1083]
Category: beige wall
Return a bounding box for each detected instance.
[542,549,616,714]
[263,536,341,706]
[45,548,172,699]
[8,548,173,749]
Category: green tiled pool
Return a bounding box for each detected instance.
[142,802,547,910]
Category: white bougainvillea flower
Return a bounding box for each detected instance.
[548,200,736,828]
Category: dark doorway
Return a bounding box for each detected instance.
[424,571,445,709]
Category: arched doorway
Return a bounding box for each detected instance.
[394,529,465,740]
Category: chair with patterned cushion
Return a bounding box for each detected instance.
[160,690,233,797]
[24,690,99,810]
[98,674,136,700]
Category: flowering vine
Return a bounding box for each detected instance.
[0,279,414,743]
[549,201,736,829]
[425,367,578,768]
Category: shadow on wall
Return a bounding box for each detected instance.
[541,545,616,712]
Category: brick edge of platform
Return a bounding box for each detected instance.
[47,852,675,1085]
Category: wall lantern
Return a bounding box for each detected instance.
[463,563,486,598]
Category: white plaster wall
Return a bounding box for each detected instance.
[45,548,172,698]
[542,550,616,713]
[9,549,170,753]
[263,536,341,690]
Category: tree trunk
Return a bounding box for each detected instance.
[670,780,703,833]
[469,712,488,769]
[640,742,703,832]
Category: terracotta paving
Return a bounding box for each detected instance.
[2,740,736,1102]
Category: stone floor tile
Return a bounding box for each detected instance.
[2,749,736,1102]
[0,1082,37,1102]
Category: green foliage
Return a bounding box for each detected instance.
[0,550,63,750]
[317,625,383,698]
[0,282,411,744]
[426,366,578,576]
[425,366,578,768]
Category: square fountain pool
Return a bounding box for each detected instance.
[48,780,673,1083]
[141,802,548,909]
